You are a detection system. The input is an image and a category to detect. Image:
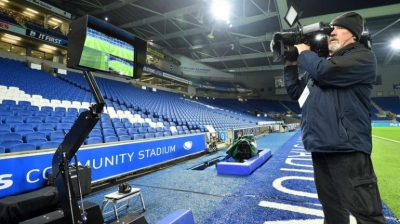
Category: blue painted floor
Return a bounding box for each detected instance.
[83,130,399,224]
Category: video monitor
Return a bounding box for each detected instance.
[67,15,147,79]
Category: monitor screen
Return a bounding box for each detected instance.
[67,15,147,79]
[79,28,134,77]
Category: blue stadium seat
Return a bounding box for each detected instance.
[154,132,164,138]
[79,108,88,113]
[0,133,23,153]
[65,112,78,118]
[10,105,24,112]
[61,117,75,123]
[2,99,16,106]
[18,100,31,107]
[26,105,39,112]
[133,122,142,128]
[0,124,11,133]
[55,123,71,132]
[26,132,47,147]
[54,107,66,114]
[103,129,116,137]
[132,134,144,140]
[0,146,4,153]
[104,136,118,143]
[49,131,65,142]
[138,127,148,134]
[4,116,23,128]
[123,122,132,128]
[13,123,34,140]
[35,124,54,137]
[0,110,14,119]
[67,108,78,113]
[34,111,49,117]
[84,137,103,145]
[111,118,120,123]
[127,128,138,135]
[118,135,131,141]
[101,122,113,129]
[16,110,32,117]
[121,118,129,123]
[115,128,128,136]
[88,129,102,138]
[163,131,172,136]
[93,123,101,130]
[9,143,36,153]
[26,116,43,125]
[51,111,64,117]
[39,141,60,150]
[147,127,156,133]
[41,106,53,113]
[145,133,155,139]
[113,122,124,129]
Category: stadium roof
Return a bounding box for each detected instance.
[46,0,400,73]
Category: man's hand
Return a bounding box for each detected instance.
[294,43,310,54]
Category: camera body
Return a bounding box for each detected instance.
[270,22,333,62]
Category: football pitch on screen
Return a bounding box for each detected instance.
[80,46,108,71]
[109,60,133,77]
[371,126,400,218]
[86,35,134,61]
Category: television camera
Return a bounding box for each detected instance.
[270,5,372,62]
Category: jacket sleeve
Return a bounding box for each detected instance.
[283,65,305,101]
[297,48,376,87]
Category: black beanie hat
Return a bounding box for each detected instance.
[330,12,364,40]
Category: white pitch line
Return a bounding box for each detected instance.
[372,135,400,144]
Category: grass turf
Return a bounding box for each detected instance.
[371,127,400,218]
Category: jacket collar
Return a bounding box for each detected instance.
[331,42,363,56]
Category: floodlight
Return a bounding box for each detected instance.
[211,0,230,21]
[391,38,400,50]
[284,5,300,27]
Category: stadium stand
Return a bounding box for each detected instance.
[0,56,278,154]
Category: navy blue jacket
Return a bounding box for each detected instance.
[284,42,376,154]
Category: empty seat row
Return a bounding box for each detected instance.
[0,122,72,132]
[0,132,63,153]
[0,141,61,153]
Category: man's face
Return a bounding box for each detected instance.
[328,25,355,54]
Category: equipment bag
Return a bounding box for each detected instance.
[226,135,258,162]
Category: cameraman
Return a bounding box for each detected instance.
[283,12,386,223]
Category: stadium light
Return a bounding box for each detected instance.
[26,8,38,14]
[43,44,57,50]
[4,33,21,40]
[391,38,400,50]
[51,17,62,23]
[23,11,35,17]
[211,0,230,22]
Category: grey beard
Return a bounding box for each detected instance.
[329,42,341,53]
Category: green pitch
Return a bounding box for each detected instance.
[109,60,133,77]
[84,36,110,53]
[371,127,400,218]
[79,46,108,71]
